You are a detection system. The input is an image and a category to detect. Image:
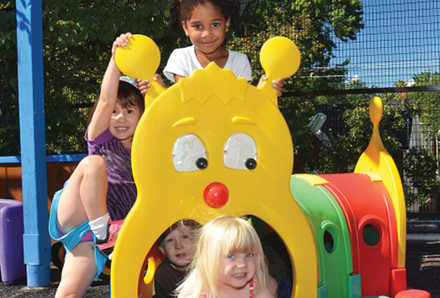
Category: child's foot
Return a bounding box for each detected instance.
[96,219,124,255]
[95,219,112,245]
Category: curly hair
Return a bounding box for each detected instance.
[168,0,241,36]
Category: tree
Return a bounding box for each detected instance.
[1,0,176,155]
[395,73,440,209]
[403,147,439,209]
[0,2,19,155]
[2,0,364,155]
[308,80,407,174]
[409,72,440,143]
[226,0,364,171]
[229,0,364,87]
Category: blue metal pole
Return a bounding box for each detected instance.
[16,0,51,286]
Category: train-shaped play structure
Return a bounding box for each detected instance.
[110,35,431,298]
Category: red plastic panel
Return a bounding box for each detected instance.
[375,182,399,269]
[319,176,360,274]
[319,173,398,297]
[390,268,407,297]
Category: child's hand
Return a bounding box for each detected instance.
[112,32,132,57]
[258,75,284,97]
[137,74,167,96]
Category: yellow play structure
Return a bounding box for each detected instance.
[111,35,318,298]
[110,35,428,298]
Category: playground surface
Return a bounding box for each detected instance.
[0,239,438,298]
[0,263,109,298]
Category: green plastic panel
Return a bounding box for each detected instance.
[291,175,354,298]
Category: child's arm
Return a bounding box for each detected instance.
[88,33,132,140]
[258,75,284,97]
[174,74,185,83]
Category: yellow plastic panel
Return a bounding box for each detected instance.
[115,34,166,107]
[361,171,383,182]
[111,37,317,298]
[354,96,406,268]
[293,174,329,186]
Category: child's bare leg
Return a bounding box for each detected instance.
[57,155,108,233]
[55,242,97,298]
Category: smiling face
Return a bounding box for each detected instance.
[109,103,142,148]
[159,226,197,271]
[218,251,256,292]
[182,2,230,59]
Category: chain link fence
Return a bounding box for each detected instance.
[284,0,440,217]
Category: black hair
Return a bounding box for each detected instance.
[87,80,145,125]
[116,81,145,112]
[168,0,241,37]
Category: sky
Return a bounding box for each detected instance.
[328,0,440,88]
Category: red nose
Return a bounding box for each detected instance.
[204,183,229,208]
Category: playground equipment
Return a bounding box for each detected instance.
[0,199,26,285]
[110,35,430,298]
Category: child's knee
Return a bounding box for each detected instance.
[80,155,107,176]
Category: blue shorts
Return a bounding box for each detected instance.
[48,183,108,279]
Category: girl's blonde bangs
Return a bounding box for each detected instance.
[220,222,261,255]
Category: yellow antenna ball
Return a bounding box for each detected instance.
[260,36,301,80]
[115,34,166,107]
[115,34,160,81]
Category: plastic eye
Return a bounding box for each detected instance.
[223,133,258,170]
[245,158,257,170]
[172,134,208,172]
[196,157,208,169]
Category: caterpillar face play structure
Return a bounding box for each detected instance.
[110,35,430,298]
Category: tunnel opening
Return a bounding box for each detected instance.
[246,215,293,298]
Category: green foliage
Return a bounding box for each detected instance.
[0,2,19,155]
[409,72,440,142]
[2,0,364,156]
[403,147,439,208]
[41,0,176,153]
[1,0,176,155]
[380,77,440,208]
[313,95,406,174]
[229,0,364,90]
[226,0,364,173]
[315,103,370,173]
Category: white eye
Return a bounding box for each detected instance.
[172,134,208,172]
[223,133,258,170]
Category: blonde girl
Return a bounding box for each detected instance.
[177,216,277,298]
